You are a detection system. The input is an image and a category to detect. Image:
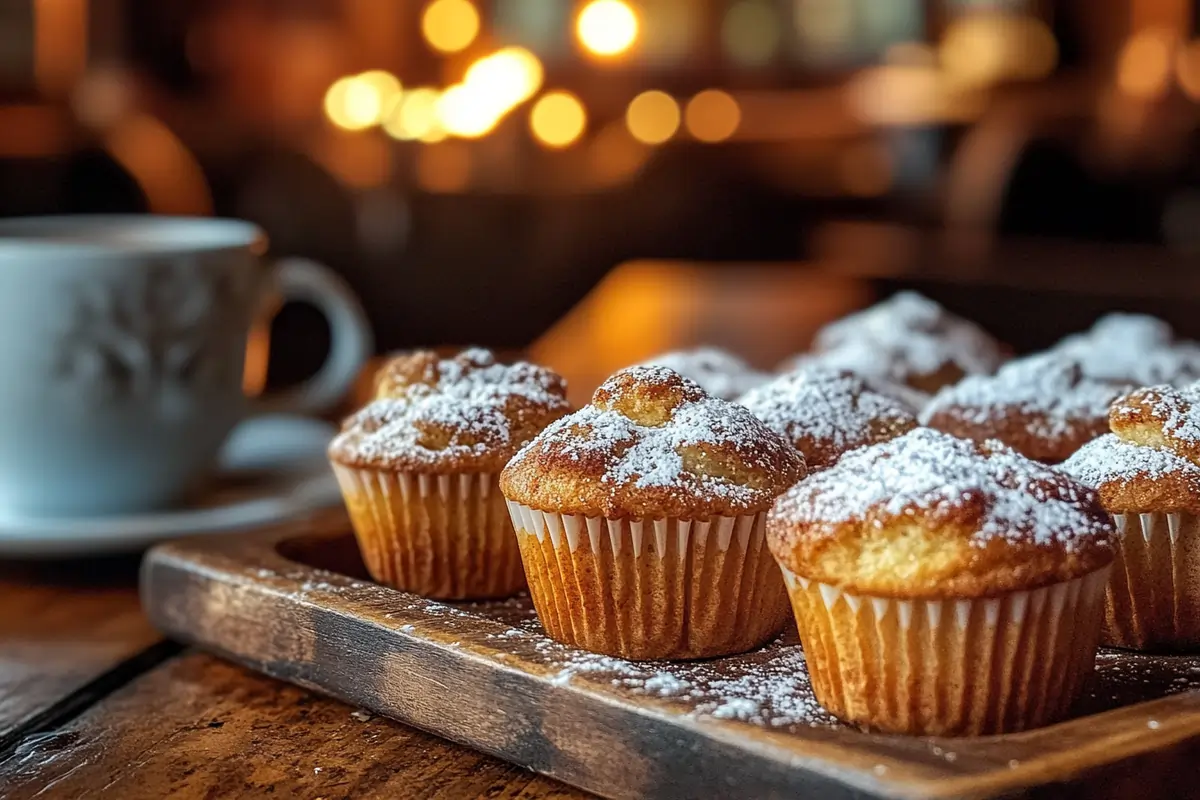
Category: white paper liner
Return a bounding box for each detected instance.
[1106,512,1200,650]
[506,502,789,660]
[781,566,1110,736]
[332,465,524,599]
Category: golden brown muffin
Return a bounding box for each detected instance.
[767,427,1113,736]
[738,367,918,471]
[920,353,1128,463]
[502,365,805,520]
[1053,313,1200,387]
[1110,382,1200,465]
[1066,406,1200,651]
[332,348,570,473]
[501,365,806,660]
[806,291,1006,394]
[329,348,570,599]
[638,347,768,401]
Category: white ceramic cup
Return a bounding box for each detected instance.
[0,215,373,518]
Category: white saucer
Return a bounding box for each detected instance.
[0,415,343,558]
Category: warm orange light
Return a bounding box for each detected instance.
[576,0,639,58]
[464,47,544,110]
[383,87,443,140]
[685,90,740,142]
[325,73,397,130]
[1177,40,1200,100]
[1118,28,1175,99]
[357,70,402,104]
[625,90,680,144]
[416,142,472,192]
[530,91,587,148]
[840,143,892,197]
[421,0,480,54]
[939,14,1058,88]
[437,83,501,138]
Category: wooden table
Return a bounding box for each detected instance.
[0,557,587,798]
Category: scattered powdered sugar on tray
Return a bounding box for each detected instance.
[772,427,1113,551]
[639,347,769,401]
[919,353,1127,439]
[1061,434,1200,487]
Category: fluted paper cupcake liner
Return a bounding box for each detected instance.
[1105,512,1200,651]
[507,503,790,660]
[781,566,1110,736]
[332,466,525,599]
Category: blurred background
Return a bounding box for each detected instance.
[4,0,1200,392]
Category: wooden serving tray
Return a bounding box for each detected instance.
[141,511,1200,800]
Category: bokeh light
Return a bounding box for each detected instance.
[324,76,380,131]
[1176,40,1200,100]
[1117,27,1175,99]
[383,87,443,141]
[357,70,402,105]
[625,90,680,144]
[721,0,781,67]
[421,0,481,54]
[437,83,501,138]
[685,90,740,142]
[464,47,544,110]
[576,0,639,58]
[530,91,587,148]
[939,14,1058,89]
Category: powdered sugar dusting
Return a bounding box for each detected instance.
[640,347,768,401]
[507,366,802,507]
[1061,434,1200,487]
[773,428,1113,551]
[739,367,916,467]
[920,353,1127,439]
[1113,383,1200,445]
[331,349,569,467]
[1053,313,1200,386]
[812,291,1004,379]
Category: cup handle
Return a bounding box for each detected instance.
[256,257,373,416]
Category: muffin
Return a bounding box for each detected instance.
[1062,432,1200,650]
[921,353,1128,463]
[500,365,806,659]
[738,367,918,471]
[768,428,1114,736]
[329,348,571,599]
[638,347,768,401]
[798,291,1007,394]
[776,344,932,411]
[1052,312,1200,387]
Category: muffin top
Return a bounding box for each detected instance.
[810,291,1006,393]
[500,365,806,519]
[1110,382,1200,465]
[1061,434,1200,515]
[739,367,918,471]
[776,346,931,411]
[920,354,1128,463]
[767,428,1114,598]
[1053,313,1200,386]
[638,347,768,401]
[329,348,571,473]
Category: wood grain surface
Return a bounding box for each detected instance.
[0,651,585,800]
[0,557,161,741]
[141,515,1200,800]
